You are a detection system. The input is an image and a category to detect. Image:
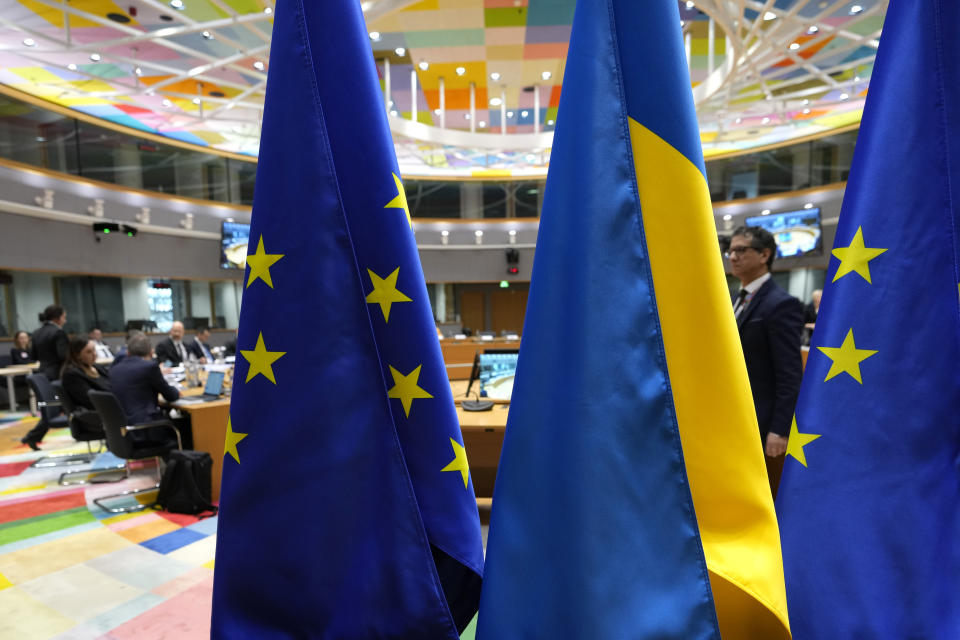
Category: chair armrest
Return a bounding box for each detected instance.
[121,421,183,450]
[38,401,62,408]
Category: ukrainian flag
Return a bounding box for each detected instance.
[211,1,483,636]
[476,1,790,637]
[777,0,960,636]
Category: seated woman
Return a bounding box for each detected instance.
[60,338,111,439]
[10,331,34,364]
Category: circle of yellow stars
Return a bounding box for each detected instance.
[788,225,887,468]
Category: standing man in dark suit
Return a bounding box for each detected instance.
[30,305,69,380]
[728,226,804,496]
[154,321,189,365]
[110,334,190,448]
[188,327,215,363]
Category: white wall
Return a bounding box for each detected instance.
[121,278,152,322]
[12,272,54,332]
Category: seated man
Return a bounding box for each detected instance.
[188,327,215,363]
[88,327,115,362]
[110,334,192,449]
[154,321,189,366]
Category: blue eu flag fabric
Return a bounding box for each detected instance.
[776,1,960,637]
[210,1,484,636]
[477,0,791,637]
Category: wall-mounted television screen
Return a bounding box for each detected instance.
[221,221,251,269]
[745,207,822,258]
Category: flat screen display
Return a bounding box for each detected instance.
[221,221,251,269]
[744,208,822,258]
[477,350,519,401]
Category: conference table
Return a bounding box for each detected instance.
[169,387,231,502]
[0,362,38,411]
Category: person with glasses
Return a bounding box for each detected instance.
[727,226,803,497]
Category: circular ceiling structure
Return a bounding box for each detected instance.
[0,0,885,177]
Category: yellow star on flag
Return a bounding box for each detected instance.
[224,418,248,464]
[817,328,878,384]
[387,364,433,417]
[786,416,821,467]
[384,172,412,228]
[831,226,887,284]
[441,437,471,489]
[366,267,412,322]
[240,333,286,384]
[245,235,285,288]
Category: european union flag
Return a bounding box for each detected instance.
[210,1,484,636]
[476,1,789,638]
[776,1,960,636]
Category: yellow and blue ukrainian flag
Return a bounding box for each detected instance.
[776,1,960,636]
[476,1,789,637]
[210,1,483,636]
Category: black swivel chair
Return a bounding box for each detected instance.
[26,374,92,470]
[55,383,128,486]
[87,390,182,514]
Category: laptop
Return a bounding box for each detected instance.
[177,370,226,404]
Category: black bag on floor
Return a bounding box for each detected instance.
[155,450,218,517]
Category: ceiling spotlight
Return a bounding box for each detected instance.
[395,47,405,56]
[762,117,771,124]
[474,230,483,237]
[521,110,528,117]
[90,53,102,62]
[161,99,172,107]
[202,30,213,39]
[440,230,449,237]
[134,66,143,76]
[854,75,861,82]
[169,0,184,9]
[263,6,272,13]
[802,108,811,114]
[761,209,771,215]
[67,63,77,70]
[804,203,814,209]
[192,97,201,105]
[433,108,441,115]
[686,0,695,8]
[547,119,555,125]
[390,109,398,116]
[802,98,810,105]
[455,66,466,76]
[22,38,36,47]
[541,70,552,80]
[789,42,800,50]
[807,25,819,34]
[735,117,742,123]
[839,92,849,100]
[478,120,486,127]
[723,214,732,221]
[507,110,514,117]
[253,60,265,71]
[369,31,381,41]
[763,10,777,20]
[849,4,863,15]
[490,72,501,81]
[490,97,502,106]
[418,61,429,71]
[464,114,471,120]
[508,229,517,236]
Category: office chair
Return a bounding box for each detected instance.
[26,374,94,470]
[87,390,182,514]
[55,382,126,486]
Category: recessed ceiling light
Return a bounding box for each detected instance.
[89,53,101,61]
[763,10,776,20]
[762,117,770,124]
[22,38,36,47]
[490,97,502,106]
[723,214,732,221]
[735,117,742,123]
[686,0,694,8]
[202,30,213,39]
[478,120,486,127]
[802,108,811,114]
[807,25,819,34]
[418,61,429,71]
[789,42,800,50]
[192,97,201,104]
[761,209,771,215]
[162,99,172,107]
[541,70,552,80]
[804,203,814,209]
[547,119,555,125]
[802,98,810,105]
[464,114,471,120]
[490,72,501,81]
[507,110,514,117]
[521,110,528,117]
[369,31,381,41]
[474,230,483,237]
[169,0,184,9]
[508,229,517,236]
[67,63,77,70]
[134,66,143,76]
[253,60,265,71]
[433,108,441,115]
[839,92,849,100]
[395,47,405,56]
[455,66,466,76]
[263,6,272,14]
[440,230,449,237]
[849,5,863,15]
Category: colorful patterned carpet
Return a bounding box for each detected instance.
[0,413,216,639]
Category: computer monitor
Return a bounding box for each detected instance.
[204,370,225,396]
[221,221,251,269]
[465,349,520,401]
[744,207,823,258]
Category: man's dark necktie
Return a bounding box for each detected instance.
[734,289,749,318]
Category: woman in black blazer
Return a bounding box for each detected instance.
[10,331,34,365]
[31,305,69,381]
[60,338,110,439]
